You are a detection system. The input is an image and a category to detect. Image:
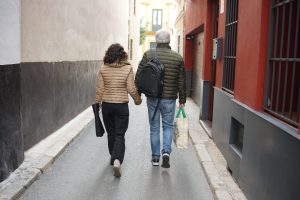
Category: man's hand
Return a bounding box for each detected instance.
[179,103,185,108]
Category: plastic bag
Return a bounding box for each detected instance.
[174,107,189,149]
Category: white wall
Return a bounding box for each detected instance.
[0,0,21,65]
[129,0,140,71]
[21,0,129,62]
[172,0,184,56]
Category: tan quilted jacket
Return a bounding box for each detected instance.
[95,61,141,105]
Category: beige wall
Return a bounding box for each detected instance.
[21,0,129,62]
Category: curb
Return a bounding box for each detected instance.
[186,99,247,200]
[0,108,94,200]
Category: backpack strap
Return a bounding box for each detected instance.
[151,47,161,121]
[152,98,161,121]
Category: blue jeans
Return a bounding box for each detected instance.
[147,98,176,160]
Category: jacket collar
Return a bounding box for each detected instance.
[156,43,171,49]
[105,60,130,68]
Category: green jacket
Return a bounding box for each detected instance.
[135,43,186,104]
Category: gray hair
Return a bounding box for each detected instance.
[155,29,170,44]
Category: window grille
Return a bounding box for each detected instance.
[265,0,300,127]
[222,0,239,93]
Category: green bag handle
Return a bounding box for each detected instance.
[176,107,187,119]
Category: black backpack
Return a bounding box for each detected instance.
[136,48,165,120]
[136,48,165,98]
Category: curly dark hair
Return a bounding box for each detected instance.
[103,43,128,64]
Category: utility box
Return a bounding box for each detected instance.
[212,37,223,60]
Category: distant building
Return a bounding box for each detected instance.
[139,0,177,54]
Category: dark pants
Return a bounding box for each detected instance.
[102,102,129,164]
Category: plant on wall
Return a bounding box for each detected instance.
[140,26,146,45]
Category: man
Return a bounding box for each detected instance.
[135,29,186,168]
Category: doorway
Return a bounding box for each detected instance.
[192,33,204,107]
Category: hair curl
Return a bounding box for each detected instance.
[103,43,128,64]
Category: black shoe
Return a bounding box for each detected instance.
[161,153,170,168]
[151,159,159,166]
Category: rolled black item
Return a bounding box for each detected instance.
[92,103,105,137]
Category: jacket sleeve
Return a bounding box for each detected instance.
[127,67,142,105]
[178,58,186,104]
[95,70,104,103]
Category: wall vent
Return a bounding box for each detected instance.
[229,117,244,156]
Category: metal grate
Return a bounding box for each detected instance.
[265,0,300,127]
[222,0,239,93]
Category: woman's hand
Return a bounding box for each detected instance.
[134,95,142,105]
[135,98,142,105]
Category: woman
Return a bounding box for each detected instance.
[95,43,142,177]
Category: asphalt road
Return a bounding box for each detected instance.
[19,100,213,200]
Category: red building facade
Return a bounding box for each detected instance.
[184,0,300,199]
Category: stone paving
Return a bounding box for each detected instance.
[0,98,247,200]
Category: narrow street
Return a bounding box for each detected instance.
[19,100,213,200]
[2,0,299,199]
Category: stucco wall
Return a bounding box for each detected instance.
[184,0,206,35]
[234,0,270,110]
[21,0,129,62]
[0,0,21,65]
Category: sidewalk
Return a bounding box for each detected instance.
[0,98,247,200]
[186,99,247,200]
[0,108,93,200]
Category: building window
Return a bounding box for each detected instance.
[222,0,239,93]
[152,9,162,32]
[265,0,300,127]
[177,35,180,53]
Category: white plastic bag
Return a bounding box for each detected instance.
[174,107,189,149]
